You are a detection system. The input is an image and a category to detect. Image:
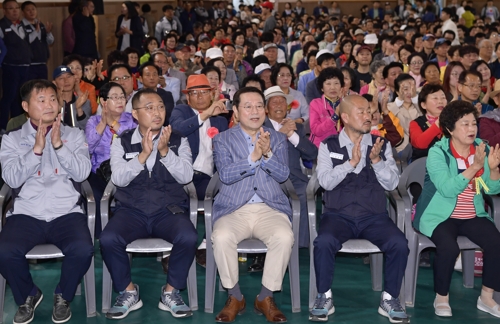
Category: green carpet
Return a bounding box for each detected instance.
[1,215,498,324]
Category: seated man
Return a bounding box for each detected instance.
[311,95,408,323]
[264,86,318,248]
[100,88,197,319]
[212,87,294,323]
[170,74,229,267]
[0,80,94,324]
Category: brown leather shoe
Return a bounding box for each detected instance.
[254,296,287,323]
[215,295,246,323]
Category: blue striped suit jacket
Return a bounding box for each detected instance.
[212,124,291,223]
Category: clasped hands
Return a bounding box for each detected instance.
[250,127,272,162]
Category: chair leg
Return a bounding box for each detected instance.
[370,253,383,291]
[102,262,113,314]
[0,274,6,324]
[288,242,301,313]
[461,249,475,289]
[204,244,217,313]
[83,256,97,317]
[308,246,317,311]
[186,259,198,311]
[404,238,419,307]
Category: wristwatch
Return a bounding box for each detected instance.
[263,150,273,159]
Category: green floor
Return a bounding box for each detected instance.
[2,215,499,324]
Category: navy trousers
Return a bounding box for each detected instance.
[0,213,94,305]
[99,207,198,292]
[314,212,408,298]
[0,64,29,130]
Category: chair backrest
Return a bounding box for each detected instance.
[397,157,427,200]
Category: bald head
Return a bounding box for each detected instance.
[338,95,372,134]
[338,95,369,121]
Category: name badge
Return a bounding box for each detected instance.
[5,28,11,32]
[329,152,344,160]
[125,152,139,159]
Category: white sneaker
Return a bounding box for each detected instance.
[477,297,500,318]
[433,297,452,317]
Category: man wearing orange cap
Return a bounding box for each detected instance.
[170,74,229,268]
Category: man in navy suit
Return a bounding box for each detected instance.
[212,87,293,323]
[264,86,318,248]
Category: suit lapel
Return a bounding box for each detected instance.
[231,125,251,158]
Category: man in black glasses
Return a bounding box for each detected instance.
[101,88,197,320]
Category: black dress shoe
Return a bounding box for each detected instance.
[248,254,265,273]
[161,256,169,274]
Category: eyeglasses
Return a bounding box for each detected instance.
[241,104,265,111]
[134,105,166,113]
[410,61,424,65]
[189,89,211,96]
[107,95,126,102]
[111,75,132,82]
[69,66,82,71]
[461,83,482,90]
[278,73,292,78]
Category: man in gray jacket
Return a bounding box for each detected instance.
[0,79,93,324]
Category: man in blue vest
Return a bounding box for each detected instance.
[0,0,32,132]
[310,95,409,323]
[100,88,197,320]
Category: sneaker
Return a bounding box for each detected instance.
[309,293,335,322]
[13,288,43,324]
[52,294,71,323]
[106,284,143,319]
[158,286,193,318]
[378,292,410,323]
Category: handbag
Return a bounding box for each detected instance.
[96,159,112,183]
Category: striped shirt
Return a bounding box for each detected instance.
[450,142,478,219]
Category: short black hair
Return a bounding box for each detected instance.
[270,63,294,86]
[390,35,406,45]
[143,36,159,54]
[62,54,85,69]
[317,52,336,66]
[307,50,319,62]
[21,1,35,10]
[443,29,456,40]
[107,50,128,66]
[418,83,445,114]
[394,73,415,93]
[20,79,57,103]
[251,55,270,70]
[407,52,427,67]
[382,62,404,79]
[131,88,161,109]
[316,67,345,92]
[458,69,482,84]
[441,7,453,16]
[448,45,461,57]
[459,45,479,57]
[142,3,151,12]
[221,43,236,52]
[439,100,478,138]
[260,31,274,43]
[232,87,265,110]
[470,59,491,76]
[420,61,440,78]
[242,75,265,91]
[107,64,132,80]
[201,65,221,82]
[302,41,319,56]
[98,82,126,102]
[124,47,140,56]
[162,4,173,11]
[138,61,161,76]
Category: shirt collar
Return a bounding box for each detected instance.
[339,129,373,148]
[395,95,419,107]
[22,118,64,138]
[131,125,163,144]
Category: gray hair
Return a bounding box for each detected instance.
[370,60,387,76]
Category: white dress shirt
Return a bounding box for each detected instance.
[191,108,214,176]
[269,118,300,147]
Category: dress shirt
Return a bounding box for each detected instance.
[316,129,399,191]
[110,126,193,187]
[269,118,300,147]
[191,108,214,176]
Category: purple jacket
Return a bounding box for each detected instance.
[85,112,137,173]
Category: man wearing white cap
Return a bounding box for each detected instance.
[263,86,318,248]
[263,43,279,68]
[298,49,336,99]
[253,32,286,64]
[255,63,273,89]
[206,47,239,90]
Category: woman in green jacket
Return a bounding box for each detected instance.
[413,100,500,318]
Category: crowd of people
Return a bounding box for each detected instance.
[1,0,500,323]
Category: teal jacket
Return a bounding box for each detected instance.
[413,137,500,237]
